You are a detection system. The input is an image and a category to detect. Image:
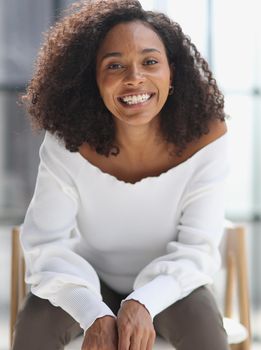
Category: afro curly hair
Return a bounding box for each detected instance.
[23,0,226,157]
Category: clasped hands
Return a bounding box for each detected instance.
[81,299,156,350]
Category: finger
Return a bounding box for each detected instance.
[139,333,150,350]
[146,334,155,350]
[139,333,149,350]
[118,331,131,350]
[129,334,142,350]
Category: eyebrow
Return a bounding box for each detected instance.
[100,48,161,61]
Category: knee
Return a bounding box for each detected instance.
[154,286,229,350]
[12,293,73,350]
[180,286,223,323]
[15,294,57,332]
[156,286,223,326]
[175,287,229,349]
[174,286,225,333]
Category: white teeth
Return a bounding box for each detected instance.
[121,93,151,105]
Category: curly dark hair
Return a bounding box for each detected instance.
[23,0,226,157]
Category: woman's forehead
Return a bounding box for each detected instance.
[97,21,166,57]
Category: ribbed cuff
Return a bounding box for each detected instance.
[49,286,115,331]
[121,275,181,319]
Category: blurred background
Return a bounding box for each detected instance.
[0,0,260,349]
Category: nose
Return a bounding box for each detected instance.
[123,65,145,86]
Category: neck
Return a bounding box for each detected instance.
[114,117,165,162]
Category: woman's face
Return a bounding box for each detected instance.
[96,21,173,127]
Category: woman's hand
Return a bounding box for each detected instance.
[81,315,118,350]
[117,300,156,350]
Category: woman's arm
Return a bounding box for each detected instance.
[21,132,115,331]
[121,120,229,319]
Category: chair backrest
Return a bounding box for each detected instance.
[10,223,251,349]
[10,227,26,347]
[221,222,251,350]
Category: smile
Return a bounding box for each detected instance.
[118,93,155,105]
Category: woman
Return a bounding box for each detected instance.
[13,1,230,349]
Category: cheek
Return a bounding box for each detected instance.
[98,76,118,100]
[97,81,118,113]
[162,73,171,94]
[157,78,171,106]
[158,77,171,96]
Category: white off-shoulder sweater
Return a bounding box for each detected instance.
[21,131,229,331]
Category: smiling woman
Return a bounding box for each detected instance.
[95,21,172,130]
[14,1,230,350]
[22,0,225,158]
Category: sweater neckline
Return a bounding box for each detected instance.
[77,133,228,186]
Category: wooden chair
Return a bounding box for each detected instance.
[10,227,26,347]
[10,223,251,349]
[221,221,251,350]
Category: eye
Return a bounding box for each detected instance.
[107,63,124,70]
[144,59,158,65]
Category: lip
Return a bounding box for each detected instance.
[117,91,156,99]
[117,92,156,109]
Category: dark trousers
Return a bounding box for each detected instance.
[12,282,229,350]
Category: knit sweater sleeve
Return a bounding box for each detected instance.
[21,132,115,331]
[123,134,230,318]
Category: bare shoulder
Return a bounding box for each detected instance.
[179,119,227,160]
[204,118,227,143]
[191,119,227,152]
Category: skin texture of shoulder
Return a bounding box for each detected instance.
[190,119,227,154]
[204,119,227,143]
[78,119,227,185]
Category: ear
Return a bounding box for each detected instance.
[169,63,175,85]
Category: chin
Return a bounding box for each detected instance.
[120,115,159,127]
